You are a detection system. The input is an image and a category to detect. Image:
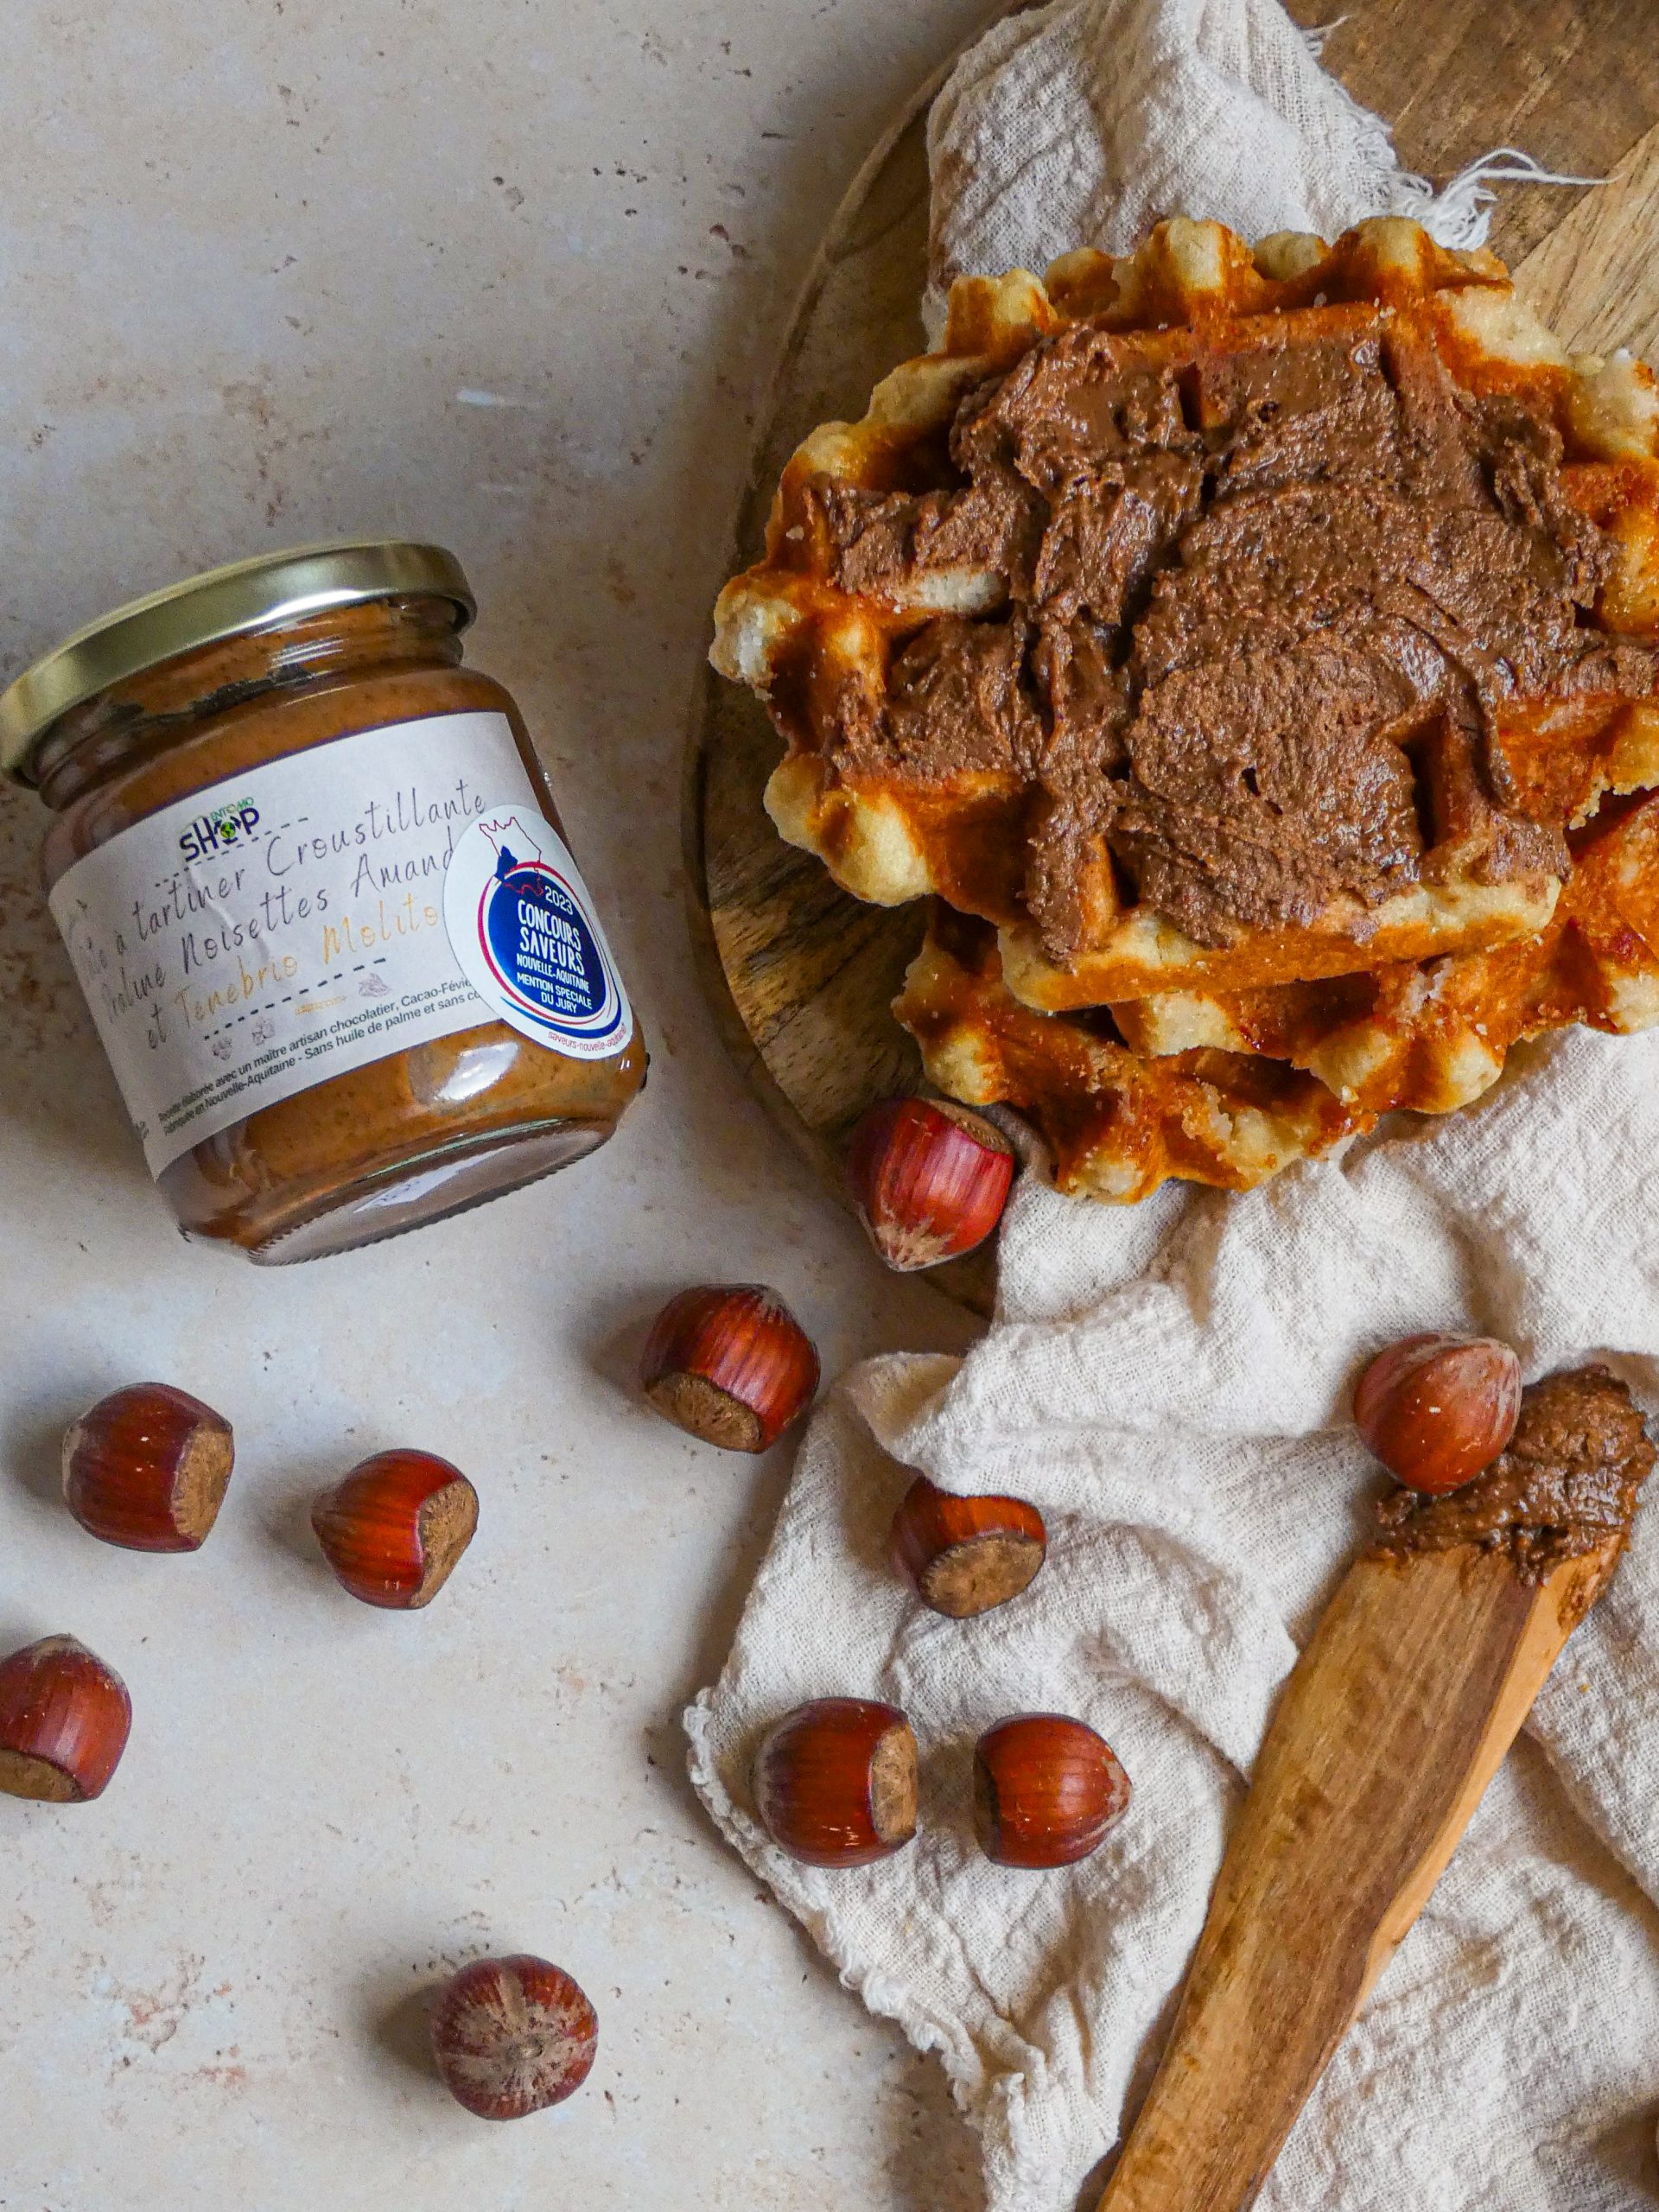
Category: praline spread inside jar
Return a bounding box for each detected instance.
[3,541,645,1262]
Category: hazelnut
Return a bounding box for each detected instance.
[311,1451,479,1609]
[429,1954,598,2120]
[640,1285,819,1452]
[61,1382,234,1553]
[1353,1332,1522,1495]
[846,1096,1014,1271]
[889,1475,1046,1618]
[973,1713,1131,1868]
[753,1697,918,1866]
[0,1636,132,1803]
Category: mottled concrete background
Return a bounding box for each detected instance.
[0,3,995,2204]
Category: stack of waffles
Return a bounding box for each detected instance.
[711,218,1659,1204]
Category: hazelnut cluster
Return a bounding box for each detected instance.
[752,1698,1132,1872]
[15,1122,1519,2130]
[635,1117,1130,1876]
[747,1468,1129,1872]
[640,1285,1528,1884]
[633,1095,1014,1458]
[3,1384,485,1806]
[10,1379,600,2120]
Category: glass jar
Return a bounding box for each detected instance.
[2,542,645,1262]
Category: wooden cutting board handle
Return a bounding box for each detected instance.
[1096,1538,1618,2212]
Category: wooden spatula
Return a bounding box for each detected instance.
[1098,1364,1654,2212]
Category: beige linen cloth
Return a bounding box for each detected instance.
[688,6,1659,2206]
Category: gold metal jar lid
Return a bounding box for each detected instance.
[0,539,476,785]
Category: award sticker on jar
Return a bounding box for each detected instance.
[443,808,632,1061]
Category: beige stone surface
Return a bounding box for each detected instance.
[0,3,996,2203]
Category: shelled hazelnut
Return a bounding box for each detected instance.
[1354,1332,1522,1495]
[61,1382,234,1553]
[973,1713,1131,1868]
[311,1451,479,1609]
[846,1096,1014,1271]
[753,1698,918,1866]
[0,1636,132,1803]
[889,1475,1046,1618]
[429,1954,598,2119]
[640,1286,819,1452]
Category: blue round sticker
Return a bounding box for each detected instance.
[484,849,609,1026]
[445,808,632,1059]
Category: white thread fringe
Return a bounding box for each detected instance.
[1299,24,1600,250]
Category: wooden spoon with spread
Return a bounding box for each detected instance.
[1097,1364,1654,2212]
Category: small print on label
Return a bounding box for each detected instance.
[443,805,632,1061]
[45,708,538,1177]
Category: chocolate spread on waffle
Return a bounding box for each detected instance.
[1370,1364,1654,1583]
[808,315,1657,957]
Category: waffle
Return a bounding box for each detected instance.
[713,218,1659,1008]
[895,788,1659,1208]
[1110,786,1659,1116]
[894,907,1366,1204]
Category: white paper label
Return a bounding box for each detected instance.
[48,709,598,1176]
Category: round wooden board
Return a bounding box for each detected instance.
[683,0,1659,1305]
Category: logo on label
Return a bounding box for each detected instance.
[179,798,260,861]
[442,806,632,1061]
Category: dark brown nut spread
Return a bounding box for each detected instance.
[1370,1364,1655,1582]
[1,543,645,1262]
[808,317,1656,958]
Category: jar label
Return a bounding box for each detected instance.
[442,809,632,1059]
[48,710,624,1178]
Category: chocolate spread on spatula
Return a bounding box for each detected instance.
[810,315,1656,958]
[1371,1364,1655,1583]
